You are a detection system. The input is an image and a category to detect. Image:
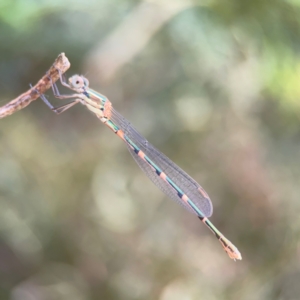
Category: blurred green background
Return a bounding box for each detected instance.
[1,0,300,299]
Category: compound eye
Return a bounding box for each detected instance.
[70,75,84,89]
[83,77,89,87]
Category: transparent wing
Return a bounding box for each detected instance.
[111,109,213,218]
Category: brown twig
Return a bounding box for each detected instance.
[0,53,70,119]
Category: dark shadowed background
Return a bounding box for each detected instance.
[1,0,300,299]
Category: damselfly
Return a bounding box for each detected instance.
[40,71,242,260]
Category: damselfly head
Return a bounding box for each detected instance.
[68,75,89,89]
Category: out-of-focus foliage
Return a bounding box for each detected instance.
[1,0,300,299]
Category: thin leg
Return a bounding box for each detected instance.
[40,93,80,114]
[30,84,80,114]
[45,74,82,100]
[49,67,72,89]
[51,82,81,100]
[51,80,60,95]
[51,100,80,114]
[59,71,72,89]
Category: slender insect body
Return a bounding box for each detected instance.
[41,73,242,261]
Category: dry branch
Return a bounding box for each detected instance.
[0,53,70,119]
